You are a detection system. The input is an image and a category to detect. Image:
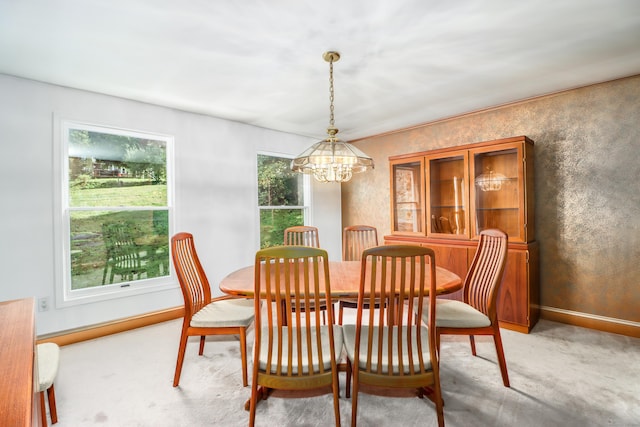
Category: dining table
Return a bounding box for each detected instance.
[219,259,462,410]
[219,260,462,299]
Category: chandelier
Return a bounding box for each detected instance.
[475,168,507,192]
[291,52,374,183]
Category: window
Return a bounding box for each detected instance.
[56,120,173,304]
[257,153,309,248]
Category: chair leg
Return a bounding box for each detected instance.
[345,359,352,398]
[39,390,47,427]
[248,381,258,426]
[239,328,248,387]
[331,370,341,426]
[493,328,510,387]
[436,397,445,427]
[351,372,359,427]
[338,302,344,325]
[47,384,58,424]
[198,335,206,355]
[469,335,477,356]
[173,331,189,387]
[431,377,445,427]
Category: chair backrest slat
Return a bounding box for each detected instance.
[254,245,335,378]
[355,245,437,378]
[343,225,378,261]
[464,229,509,319]
[284,226,320,248]
[171,233,211,317]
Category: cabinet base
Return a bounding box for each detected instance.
[499,320,534,334]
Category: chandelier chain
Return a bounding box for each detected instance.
[328,59,335,128]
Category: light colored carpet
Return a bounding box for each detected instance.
[49,317,639,426]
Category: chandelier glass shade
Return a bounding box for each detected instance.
[291,127,374,183]
[291,52,374,183]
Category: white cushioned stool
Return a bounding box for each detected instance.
[37,342,60,425]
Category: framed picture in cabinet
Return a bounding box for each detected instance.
[391,159,424,234]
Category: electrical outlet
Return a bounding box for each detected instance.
[38,297,50,312]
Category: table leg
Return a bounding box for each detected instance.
[244,386,271,411]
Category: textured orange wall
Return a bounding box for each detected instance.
[342,75,640,323]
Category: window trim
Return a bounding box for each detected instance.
[53,117,176,308]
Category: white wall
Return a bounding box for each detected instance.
[0,74,342,335]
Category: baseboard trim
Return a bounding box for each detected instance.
[36,306,184,346]
[540,306,640,338]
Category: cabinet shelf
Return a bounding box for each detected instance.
[431,205,467,209]
[473,176,518,182]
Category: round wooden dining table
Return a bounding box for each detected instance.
[219,260,462,298]
[220,259,462,411]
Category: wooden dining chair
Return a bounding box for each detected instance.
[344,245,444,427]
[37,342,60,426]
[249,245,342,427]
[283,225,320,247]
[171,232,255,387]
[338,225,380,324]
[283,226,328,323]
[425,228,510,387]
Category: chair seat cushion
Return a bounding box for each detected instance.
[343,325,432,374]
[191,298,255,328]
[37,342,60,392]
[257,325,343,375]
[424,299,491,328]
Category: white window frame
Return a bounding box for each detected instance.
[53,118,176,308]
[256,151,311,249]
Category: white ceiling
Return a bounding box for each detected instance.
[1,0,640,141]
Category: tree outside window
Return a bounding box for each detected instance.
[257,154,307,248]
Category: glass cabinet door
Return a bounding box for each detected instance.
[391,158,424,235]
[470,143,524,241]
[426,151,469,238]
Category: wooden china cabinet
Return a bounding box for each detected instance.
[386,135,539,333]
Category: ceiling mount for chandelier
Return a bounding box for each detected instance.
[291,51,374,183]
